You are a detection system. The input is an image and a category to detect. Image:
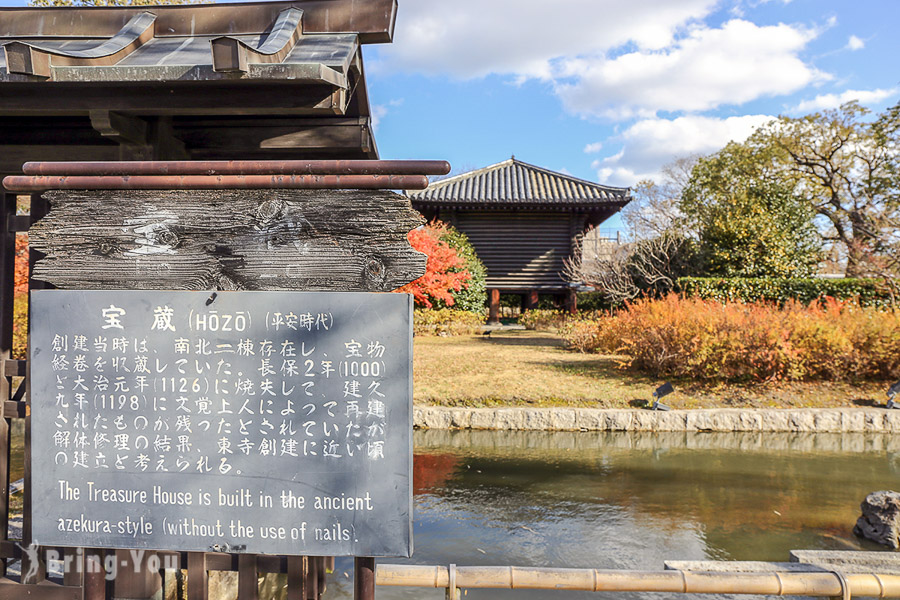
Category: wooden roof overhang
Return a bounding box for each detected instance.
[410,200,629,212]
[408,158,632,227]
[0,0,396,172]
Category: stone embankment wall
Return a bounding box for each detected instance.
[414,407,900,433]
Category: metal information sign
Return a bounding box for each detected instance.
[30,290,413,557]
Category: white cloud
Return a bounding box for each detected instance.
[374,3,827,120]
[583,142,604,153]
[377,0,718,79]
[595,114,775,185]
[792,87,898,113]
[554,19,827,119]
[370,98,404,132]
[846,35,865,50]
[371,104,388,132]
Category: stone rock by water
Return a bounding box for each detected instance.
[854,491,900,549]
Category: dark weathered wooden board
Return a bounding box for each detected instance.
[29,189,426,291]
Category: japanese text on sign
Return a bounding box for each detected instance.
[31,290,413,557]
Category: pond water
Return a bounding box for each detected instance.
[328,429,899,599]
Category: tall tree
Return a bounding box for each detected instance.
[756,101,900,277]
[621,156,697,241]
[681,140,821,278]
[567,157,700,304]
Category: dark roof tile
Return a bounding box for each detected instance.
[409,157,629,206]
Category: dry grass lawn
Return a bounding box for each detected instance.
[413,330,891,409]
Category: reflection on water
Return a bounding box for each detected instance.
[328,430,899,599]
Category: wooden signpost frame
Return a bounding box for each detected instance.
[0,157,437,599]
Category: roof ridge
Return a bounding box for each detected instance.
[414,156,629,196]
[419,157,514,190]
[408,156,632,205]
[508,157,630,193]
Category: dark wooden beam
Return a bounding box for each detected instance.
[0,82,345,116]
[0,145,121,174]
[0,0,397,43]
[29,189,426,292]
[89,110,148,146]
[148,117,190,160]
[175,120,369,153]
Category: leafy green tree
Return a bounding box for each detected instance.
[756,101,900,277]
[622,156,696,240]
[435,224,487,312]
[681,141,821,278]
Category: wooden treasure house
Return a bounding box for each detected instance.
[408,157,631,320]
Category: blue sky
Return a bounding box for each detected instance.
[362,0,900,196]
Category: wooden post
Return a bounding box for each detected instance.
[187,552,209,600]
[237,554,259,600]
[354,557,375,600]
[63,547,83,588]
[565,288,577,314]
[84,549,107,600]
[316,556,327,597]
[487,289,500,325]
[22,192,48,585]
[307,556,319,600]
[113,549,163,600]
[0,191,15,578]
[287,556,308,600]
[524,290,539,311]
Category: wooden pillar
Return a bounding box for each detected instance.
[22,193,48,586]
[0,191,15,578]
[113,549,163,599]
[83,550,108,600]
[354,557,375,600]
[565,288,577,314]
[187,552,209,600]
[524,290,539,311]
[238,554,259,600]
[287,556,308,600]
[487,288,500,325]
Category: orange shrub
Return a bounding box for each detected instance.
[15,233,27,295]
[564,294,900,381]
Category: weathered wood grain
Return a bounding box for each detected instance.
[29,189,426,291]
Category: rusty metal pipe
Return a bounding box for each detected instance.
[2,174,429,192]
[376,565,900,597]
[21,160,451,177]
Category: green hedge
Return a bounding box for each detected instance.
[576,291,615,311]
[677,277,892,305]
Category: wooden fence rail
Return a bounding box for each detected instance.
[377,564,900,598]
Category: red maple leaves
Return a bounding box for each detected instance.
[395,221,471,308]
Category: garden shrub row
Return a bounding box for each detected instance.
[518,309,569,331]
[561,294,900,382]
[677,276,891,305]
[413,308,484,336]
